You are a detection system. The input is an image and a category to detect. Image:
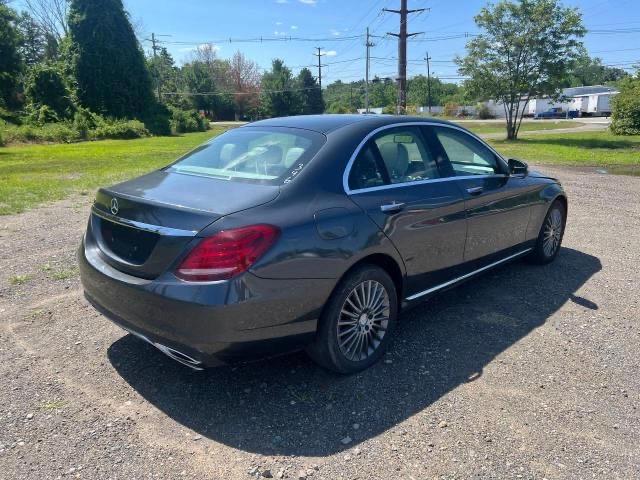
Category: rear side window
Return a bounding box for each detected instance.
[348,144,387,191]
[433,127,502,176]
[167,127,325,185]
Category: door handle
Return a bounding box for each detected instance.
[380,201,405,213]
[466,186,484,195]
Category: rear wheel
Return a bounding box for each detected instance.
[528,199,566,264]
[306,265,398,374]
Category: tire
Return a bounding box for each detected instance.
[528,199,566,265]
[306,265,398,374]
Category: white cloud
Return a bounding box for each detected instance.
[291,25,298,30]
[273,30,287,36]
[275,21,283,25]
[275,0,288,3]
[330,29,341,36]
[321,50,337,56]
[299,0,317,4]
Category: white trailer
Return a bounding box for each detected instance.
[586,92,617,116]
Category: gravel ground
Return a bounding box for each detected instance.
[0,166,638,480]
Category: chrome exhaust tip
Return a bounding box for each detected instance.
[124,328,204,371]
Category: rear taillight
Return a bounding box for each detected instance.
[175,224,279,282]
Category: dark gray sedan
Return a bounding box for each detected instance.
[79,115,567,374]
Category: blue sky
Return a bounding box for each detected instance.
[42,0,640,84]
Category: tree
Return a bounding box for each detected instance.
[17,12,47,67]
[260,59,301,117]
[68,0,155,119]
[24,63,74,119]
[457,0,585,139]
[569,48,629,87]
[297,68,324,114]
[0,4,23,109]
[610,74,640,135]
[229,51,261,120]
[23,0,68,42]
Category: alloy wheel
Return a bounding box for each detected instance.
[337,280,390,361]
[543,207,563,257]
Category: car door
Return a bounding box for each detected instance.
[345,125,467,297]
[427,125,533,262]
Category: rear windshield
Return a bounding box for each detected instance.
[166,126,325,185]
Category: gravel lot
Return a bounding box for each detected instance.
[1,166,638,479]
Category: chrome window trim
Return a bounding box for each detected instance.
[91,206,198,237]
[343,121,509,195]
[405,248,532,301]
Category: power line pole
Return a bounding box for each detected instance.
[365,27,375,114]
[314,47,326,89]
[425,51,432,114]
[146,33,172,100]
[384,0,425,115]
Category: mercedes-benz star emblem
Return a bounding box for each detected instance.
[110,198,119,215]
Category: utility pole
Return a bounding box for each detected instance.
[384,0,425,115]
[146,33,172,100]
[425,51,432,114]
[365,27,375,114]
[314,47,326,89]
[150,32,159,57]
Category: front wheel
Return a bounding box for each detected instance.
[306,265,398,374]
[528,199,566,264]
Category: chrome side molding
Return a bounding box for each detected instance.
[405,248,532,301]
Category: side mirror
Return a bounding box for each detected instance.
[508,158,528,176]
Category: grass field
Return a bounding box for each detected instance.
[0,129,227,215]
[489,131,640,167]
[1,126,639,215]
[463,120,582,135]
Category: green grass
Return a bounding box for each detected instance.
[9,274,31,285]
[0,128,227,215]
[1,126,639,216]
[462,120,582,135]
[488,131,640,167]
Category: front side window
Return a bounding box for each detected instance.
[373,127,440,184]
[167,127,325,185]
[433,127,502,176]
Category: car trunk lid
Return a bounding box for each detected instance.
[89,170,280,279]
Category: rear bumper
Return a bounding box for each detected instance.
[78,241,335,367]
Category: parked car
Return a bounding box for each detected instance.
[79,115,567,374]
[534,108,578,119]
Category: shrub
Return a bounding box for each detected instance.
[610,77,640,135]
[382,105,396,115]
[88,119,150,140]
[0,130,4,147]
[169,107,208,133]
[443,102,460,117]
[72,107,101,138]
[24,64,75,120]
[143,102,171,136]
[2,122,81,143]
[476,102,494,119]
[25,104,61,126]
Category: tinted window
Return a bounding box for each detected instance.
[348,143,386,191]
[167,127,325,185]
[433,127,501,176]
[373,127,440,183]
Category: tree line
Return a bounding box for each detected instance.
[1,0,638,144]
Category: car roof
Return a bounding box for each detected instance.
[245,114,458,134]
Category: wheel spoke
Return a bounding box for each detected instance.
[336,279,391,362]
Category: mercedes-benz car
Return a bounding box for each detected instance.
[79,115,567,374]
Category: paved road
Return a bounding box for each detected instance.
[1,166,638,479]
